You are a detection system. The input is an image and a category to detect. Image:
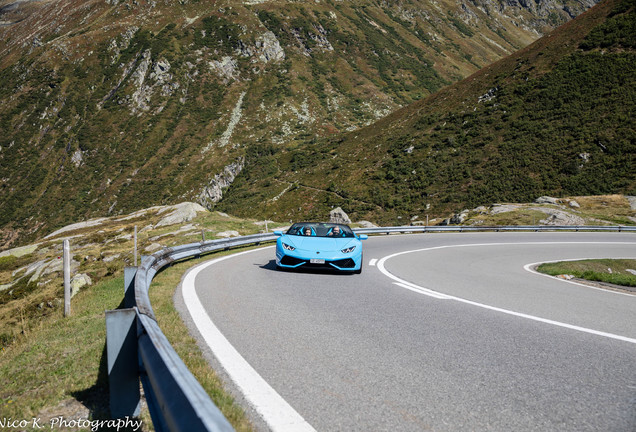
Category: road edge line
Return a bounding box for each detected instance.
[182,249,317,432]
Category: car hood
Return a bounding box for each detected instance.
[283,236,358,250]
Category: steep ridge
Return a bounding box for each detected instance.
[0,0,597,248]
[217,0,635,225]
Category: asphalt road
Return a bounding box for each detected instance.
[176,232,636,432]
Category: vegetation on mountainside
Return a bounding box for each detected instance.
[218,0,635,225]
[0,0,592,249]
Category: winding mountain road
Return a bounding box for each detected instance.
[176,232,636,432]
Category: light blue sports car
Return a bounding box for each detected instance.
[274,222,368,273]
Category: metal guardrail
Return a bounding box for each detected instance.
[106,233,277,432]
[354,225,636,234]
[105,224,635,431]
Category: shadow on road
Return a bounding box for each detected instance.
[259,259,356,276]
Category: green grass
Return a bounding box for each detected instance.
[0,248,262,431]
[0,276,152,430]
[537,259,636,287]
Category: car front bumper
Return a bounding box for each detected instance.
[276,248,362,271]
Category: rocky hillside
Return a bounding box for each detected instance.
[0,201,290,343]
[0,0,598,249]
[216,0,635,225]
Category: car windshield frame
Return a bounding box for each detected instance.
[286,222,355,238]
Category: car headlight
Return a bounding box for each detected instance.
[282,243,295,251]
[341,246,356,253]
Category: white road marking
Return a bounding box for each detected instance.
[393,282,451,299]
[377,242,636,344]
[369,258,378,267]
[182,248,316,432]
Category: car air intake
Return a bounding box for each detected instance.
[331,258,356,268]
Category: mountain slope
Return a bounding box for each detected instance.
[217,0,635,225]
[0,0,597,248]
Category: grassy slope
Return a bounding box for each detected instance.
[0,261,256,431]
[0,207,291,431]
[218,0,635,225]
[0,276,152,428]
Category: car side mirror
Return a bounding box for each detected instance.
[274,231,283,236]
[358,234,368,240]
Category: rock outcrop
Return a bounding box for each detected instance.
[70,273,92,297]
[198,159,245,208]
[155,202,208,228]
[330,207,351,224]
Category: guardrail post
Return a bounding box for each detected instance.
[124,267,137,308]
[134,226,138,267]
[63,240,71,317]
[106,308,141,418]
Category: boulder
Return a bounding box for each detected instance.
[216,230,239,238]
[209,56,239,82]
[144,243,163,252]
[329,207,351,224]
[535,196,561,205]
[450,210,470,224]
[256,31,285,63]
[155,202,207,228]
[532,207,586,225]
[70,274,92,298]
[356,221,377,228]
[198,160,245,207]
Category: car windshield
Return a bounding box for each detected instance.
[287,223,355,238]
